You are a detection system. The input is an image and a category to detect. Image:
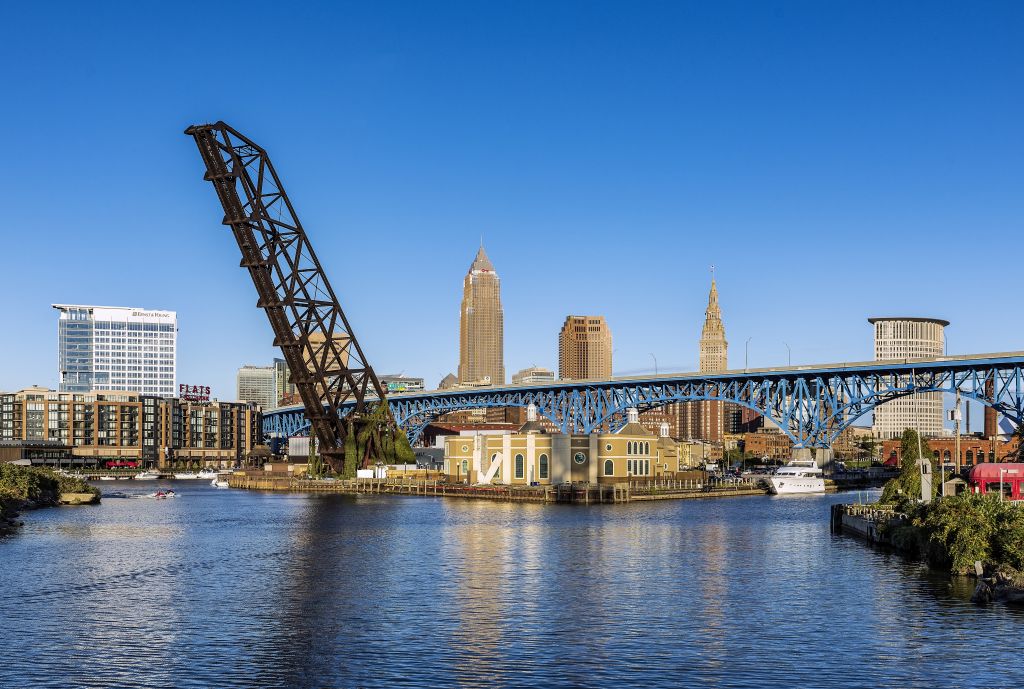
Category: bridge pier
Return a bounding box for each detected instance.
[793,447,834,469]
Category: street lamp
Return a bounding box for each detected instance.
[745,337,753,370]
[783,341,791,367]
[649,353,658,376]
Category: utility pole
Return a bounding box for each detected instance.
[954,390,962,475]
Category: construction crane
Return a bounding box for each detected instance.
[185,122,407,475]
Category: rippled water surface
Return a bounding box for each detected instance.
[2,483,1022,688]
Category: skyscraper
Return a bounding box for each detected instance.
[699,279,728,373]
[677,278,730,441]
[558,316,613,380]
[869,317,948,439]
[458,244,504,386]
[53,304,177,397]
[236,364,277,410]
[273,357,296,404]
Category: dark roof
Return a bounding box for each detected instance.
[867,317,950,326]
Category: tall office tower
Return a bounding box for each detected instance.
[558,316,613,380]
[677,279,731,441]
[458,244,505,386]
[236,364,277,410]
[53,304,177,397]
[870,317,948,439]
[273,357,296,405]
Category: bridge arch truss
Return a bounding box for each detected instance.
[263,355,1024,448]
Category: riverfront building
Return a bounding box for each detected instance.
[237,365,277,410]
[53,304,177,397]
[458,245,505,386]
[869,317,949,439]
[558,316,612,380]
[443,407,692,485]
[0,387,260,468]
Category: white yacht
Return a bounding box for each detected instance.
[211,478,230,489]
[173,472,200,480]
[768,459,825,495]
[196,468,218,480]
[134,470,161,480]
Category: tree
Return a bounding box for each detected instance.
[307,435,323,478]
[880,428,938,508]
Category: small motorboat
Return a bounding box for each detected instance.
[173,472,200,480]
[211,478,230,489]
[144,490,178,499]
[134,470,161,480]
[196,468,218,480]
[98,476,117,481]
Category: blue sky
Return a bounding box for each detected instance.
[1,1,1021,426]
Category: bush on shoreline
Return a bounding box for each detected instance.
[881,493,1024,575]
[0,464,99,518]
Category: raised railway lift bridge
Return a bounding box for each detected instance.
[185,122,1024,461]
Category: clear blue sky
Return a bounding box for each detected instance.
[1,1,1021,420]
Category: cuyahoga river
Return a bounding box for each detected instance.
[1,483,1021,688]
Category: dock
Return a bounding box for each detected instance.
[227,474,769,504]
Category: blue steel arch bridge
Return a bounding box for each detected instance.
[264,352,1024,449]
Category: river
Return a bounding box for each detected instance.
[1,482,1020,688]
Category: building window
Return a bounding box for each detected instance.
[966,450,973,465]
[604,459,614,476]
[515,454,524,479]
[573,452,586,465]
[606,443,612,451]
[461,460,468,474]
[539,454,549,479]
[461,445,469,452]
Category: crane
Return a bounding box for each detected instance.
[185,122,408,475]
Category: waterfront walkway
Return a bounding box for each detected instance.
[227,475,768,503]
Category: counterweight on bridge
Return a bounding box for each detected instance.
[185,121,404,474]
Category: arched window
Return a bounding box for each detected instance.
[966,450,974,464]
[627,441,633,455]
[514,454,524,479]
[932,450,939,459]
[644,442,649,454]
[943,450,950,461]
[604,459,614,476]
[538,454,549,479]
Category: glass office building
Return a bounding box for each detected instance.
[53,304,177,397]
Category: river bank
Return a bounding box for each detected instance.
[0,464,99,534]
[832,495,1024,604]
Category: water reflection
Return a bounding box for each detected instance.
[2,485,1023,688]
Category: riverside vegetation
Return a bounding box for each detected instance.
[0,464,99,533]
[875,429,1024,599]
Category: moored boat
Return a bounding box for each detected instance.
[211,478,230,489]
[134,470,161,480]
[196,468,218,480]
[768,459,825,495]
[173,472,200,480]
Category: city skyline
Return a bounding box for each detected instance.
[0,2,1020,417]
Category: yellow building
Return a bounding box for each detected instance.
[443,407,688,485]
